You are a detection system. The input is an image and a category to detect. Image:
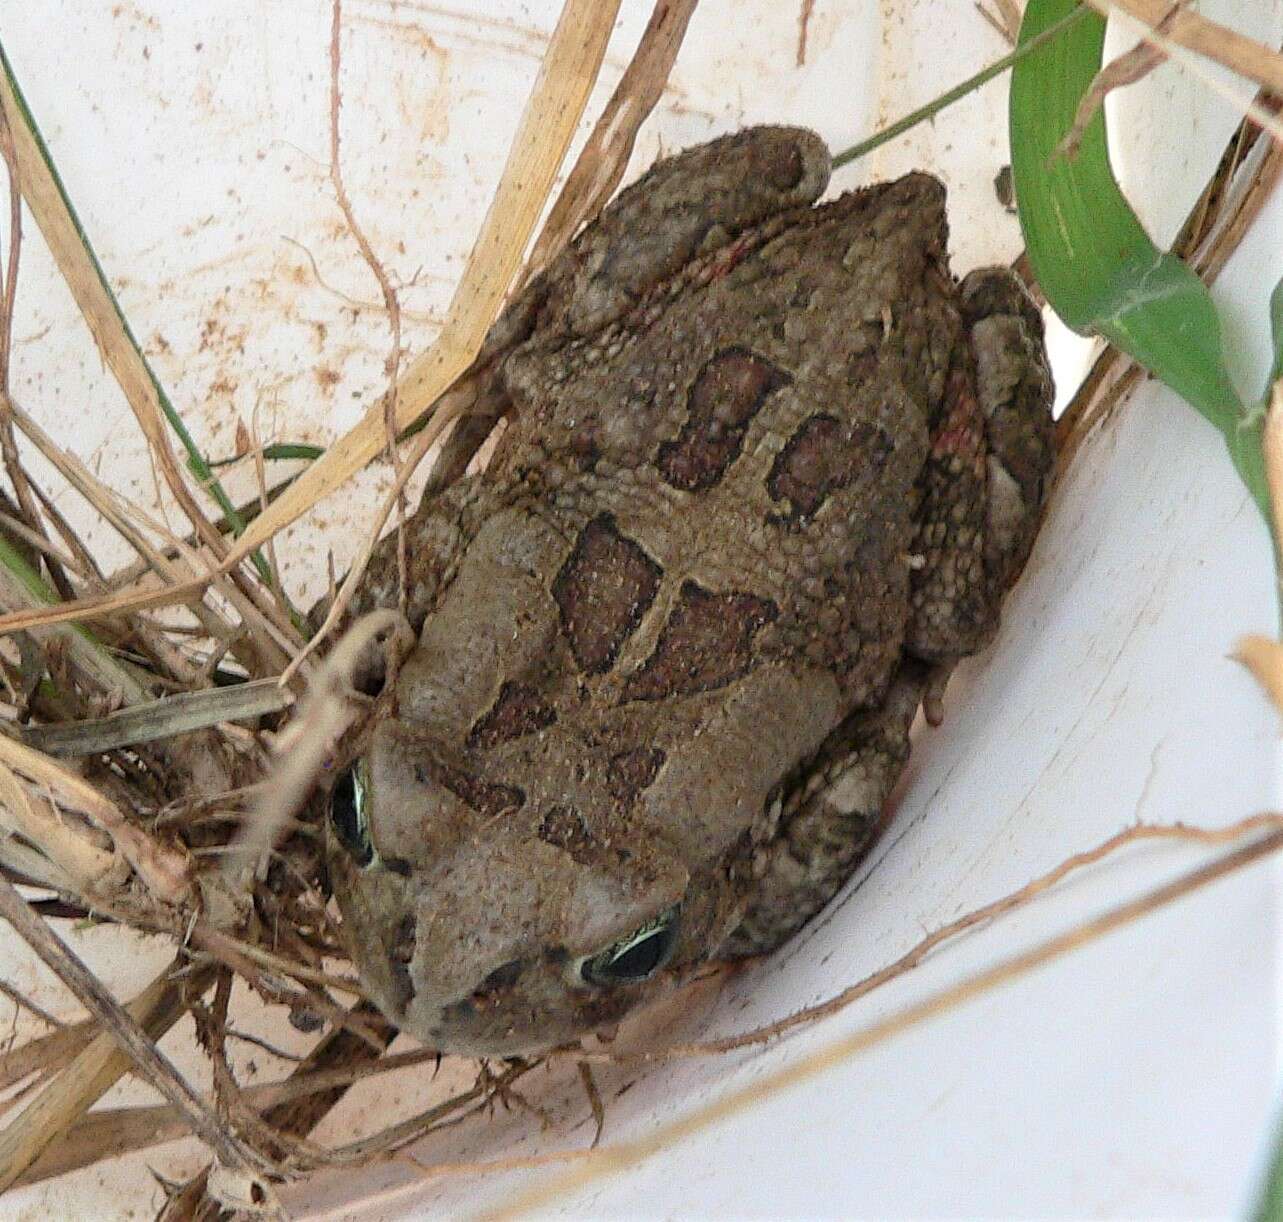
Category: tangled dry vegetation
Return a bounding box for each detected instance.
[0,2,1278,1218]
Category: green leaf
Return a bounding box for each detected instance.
[0,535,151,705]
[209,442,325,469]
[1010,0,1268,520]
[1268,275,1283,388]
[1253,1110,1283,1222]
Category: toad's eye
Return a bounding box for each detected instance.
[330,765,373,867]
[579,906,680,987]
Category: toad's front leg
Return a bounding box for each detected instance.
[722,660,929,957]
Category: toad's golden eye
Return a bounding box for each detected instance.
[579,905,680,987]
[330,764,373,867]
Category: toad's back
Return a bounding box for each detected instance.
[484,173,962,712]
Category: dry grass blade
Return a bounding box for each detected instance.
[0,735,190,903]
[490,823,1283,1217]
[520,0,701,287]
[223,610,412,885]
[1088,0,1283,96]
[0,1020,96,1092]
[18,1103,191,1188]
[14,677,292,758]
[0,958,215,1193]
[0,879,265,1183]
[218,0,624,569]
[0,569,215,636]
[1234,379,1283,708]
[16,1046,459,1187]
[0,760,113,890]
[0,46,230,570]
[1059,34,1168,158]
[1235,633,1283,714]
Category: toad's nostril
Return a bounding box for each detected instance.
[387,914,417,1015]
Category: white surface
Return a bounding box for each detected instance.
[1,2,1281,1218]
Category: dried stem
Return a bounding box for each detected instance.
[583,815,1283,1061]
[0,879,264,1183]
[217,0,626,569]
[0,957,216,1192]
[0,734,190,904]
[13,676,292,758]
[1088,0,1283,98]
[329,0,409,614]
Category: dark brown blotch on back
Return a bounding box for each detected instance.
[768,413,892,518]
[538,804,595,864]
[658,347,790,491]
[624,581,778,702]
[553,515,662,675]
[606,747,667,804]
[469,681,556,749]
[412,758,524,819]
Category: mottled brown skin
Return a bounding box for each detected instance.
[327,127,1054,1056]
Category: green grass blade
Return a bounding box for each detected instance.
[833,5,1089,170]
[1010,0,1268,519]
[209,443,325,469]
[0,536,151,706]
[1268,275,1283,387]
[1253,1108,1283,1222]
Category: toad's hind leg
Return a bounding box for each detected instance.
[722,661,928,957]
[721,273,1052,959]
[908,269,1054,661]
